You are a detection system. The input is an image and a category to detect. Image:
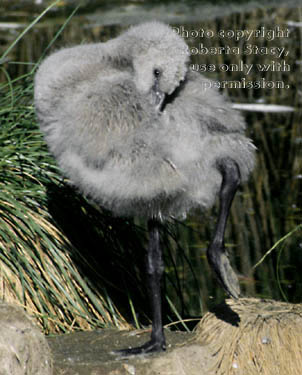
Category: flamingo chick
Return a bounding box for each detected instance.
[34,21,256,356]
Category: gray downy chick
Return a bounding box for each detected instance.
[35,21,256,356]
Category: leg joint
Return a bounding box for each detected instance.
[216,157,241,190]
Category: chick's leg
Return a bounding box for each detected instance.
[113,219,166,357]
[207,158,241,299]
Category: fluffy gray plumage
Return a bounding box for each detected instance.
[34,21,255,219]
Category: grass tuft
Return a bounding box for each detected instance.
[0,75,135,333]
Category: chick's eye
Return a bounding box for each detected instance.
[153,69,161,78]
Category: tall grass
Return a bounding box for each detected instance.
[0,3,136,334]
[0,77,132,333]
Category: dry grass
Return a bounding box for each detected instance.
[195,298,302,375]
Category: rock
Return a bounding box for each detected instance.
[0,302,53,375]
[135,344,214,375]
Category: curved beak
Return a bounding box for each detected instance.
[152,81,165,112]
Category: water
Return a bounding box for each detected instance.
[1,0,301,319]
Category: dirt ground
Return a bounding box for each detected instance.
[47,328,213,375]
